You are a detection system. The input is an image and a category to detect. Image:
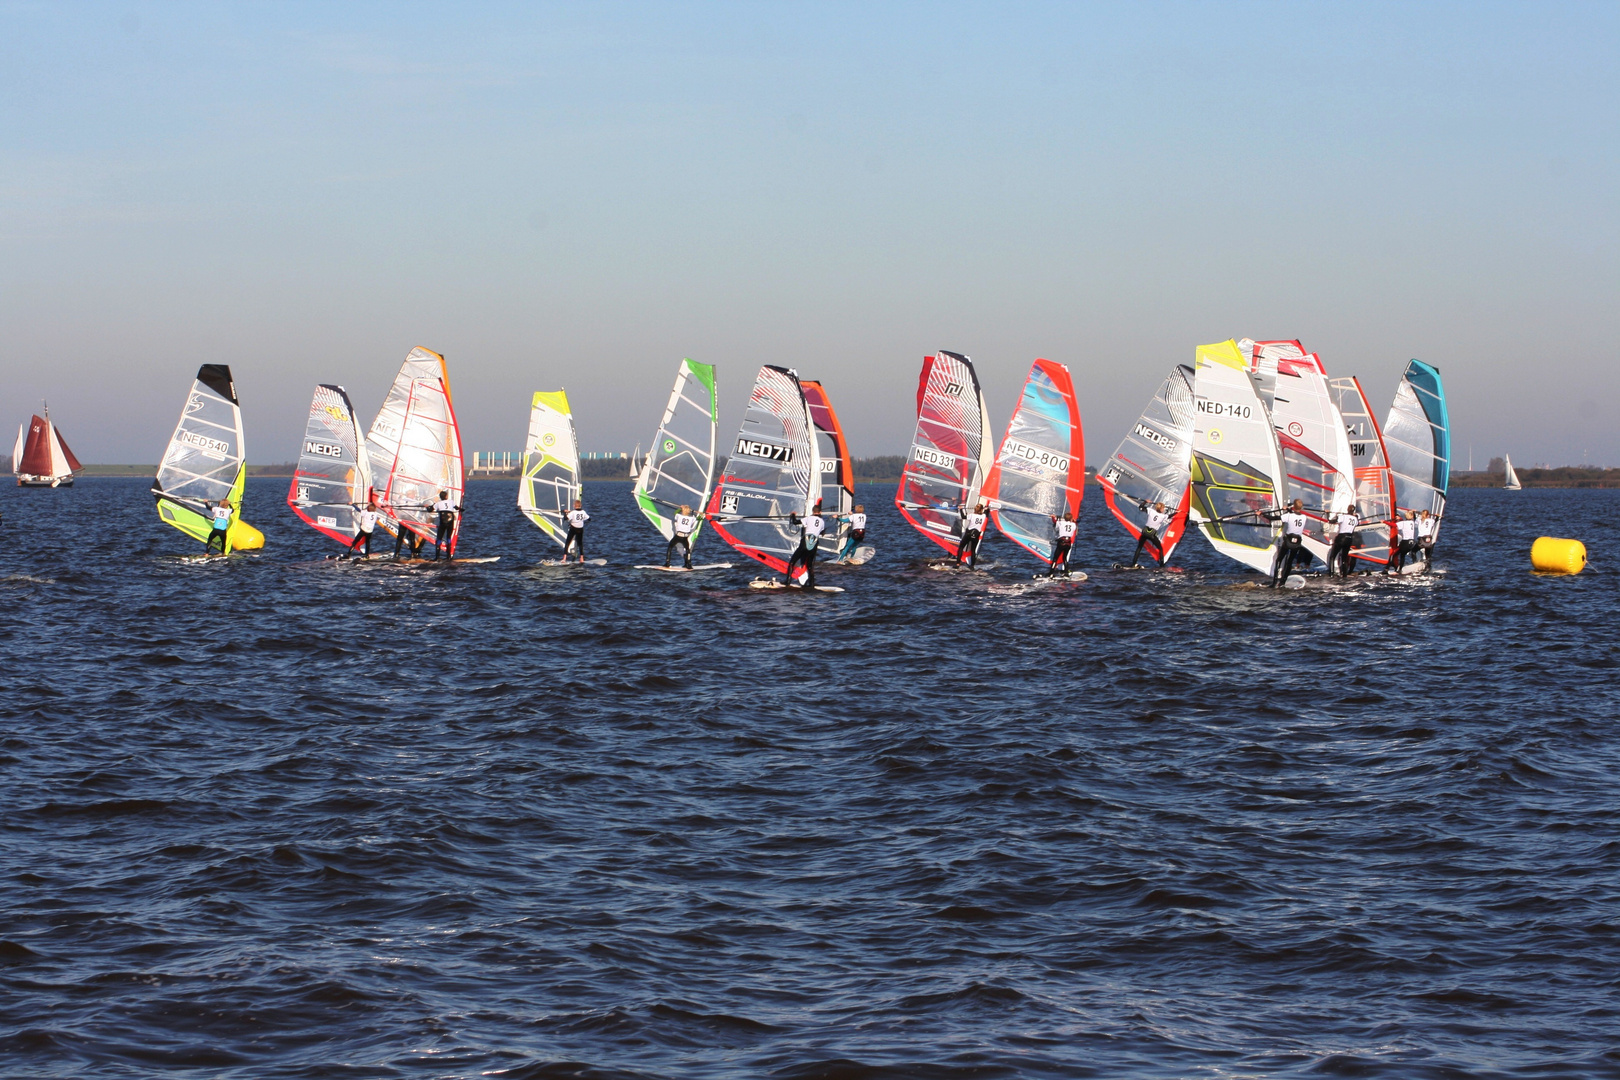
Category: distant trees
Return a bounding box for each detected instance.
[1487,456,1505,476]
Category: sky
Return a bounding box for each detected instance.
[3,1,1617,468]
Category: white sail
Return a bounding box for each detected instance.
[366,347,464,552]
[288,384,372,545]
[1188,340,1285,575]
[1503,454,1521,490]
[633,359,718,541]
[1264,352,1356,564]
[11,423,24,476]
[707,365,820,572]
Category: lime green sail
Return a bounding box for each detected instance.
[152,364,265,552]
[517,389,580,548]
[633,359,717,540]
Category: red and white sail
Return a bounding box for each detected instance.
[365,347,464,554]
[13,409,82,486]
[895,351,994,554]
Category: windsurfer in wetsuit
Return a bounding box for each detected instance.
[956,501,988,568]
[205,498,233,555]
[430,490,460,560]
[666,505,698,568]
[786,500,826,588]
[1269,498,1310,585]
[1415,509,1437,569]
[1048,511,1077,576]
[838,504,867,562]
[1327,504,1360,577]
[1130,500,1172,567]
[563,499,589,562]
[1388,510,1417,573]
[348,495,381,557]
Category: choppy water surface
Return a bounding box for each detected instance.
[2,479,1617,1079]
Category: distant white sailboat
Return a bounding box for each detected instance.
[1503,454,1522,491]
[628,443,641,480]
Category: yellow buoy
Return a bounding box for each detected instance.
[228,519,266,551]
[1530,537,1585,574]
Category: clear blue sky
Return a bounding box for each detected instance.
[4,1,1616,466]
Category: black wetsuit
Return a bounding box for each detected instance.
[1271,511,1309,585]
[956,509,987,568]
[1131,504,1171,567]
[205,508,232,554]
[1326,513,1358,576]
[563,509,589,561]
[1050,520,1076,576]
[665,513,699,568]
[786,514,825,588]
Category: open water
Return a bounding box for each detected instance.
[2,478,1617,1079]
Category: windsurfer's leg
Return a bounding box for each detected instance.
[803,547,816,588]
[967,531,981,569]
[1130,530,1151,567]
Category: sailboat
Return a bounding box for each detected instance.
[517,390,582,549]
[13,405,82,487]
[981,358,1085,568]
[365,347,465,556]
[706,365,821,578]
[287,385,372,545]
[1503,454,1522,490]
[895,350,994,554]
[152,365,265,552]
[1098,366,1195,562]
[628,444,642,480]
[633,359,719,544]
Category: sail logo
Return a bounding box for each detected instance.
[913,446,957,468]
[323,405,350,422]
[1002,439,1068,472]
[542,433,556,447]
[184,394,206,415]
[735,438,793,463]
[1287,422,1304,438]
[1133,423,1177,452]
[304,440,343,458]
[720,492,741,514]
[1196,399,1252,420]
[176,429,230,460]
[663,439,676,454]
[943,382,964,397]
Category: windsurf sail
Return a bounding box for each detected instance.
[517,390,580,548]
[634,359,718,540]
[1329,376,1396,566]
[14,408,82,484]
[1098,365,1195,562]
[1261,349,1356,562]
[706,366,820,572]
[1503,454,1521,490]
[288,385,372,545]
[152,364,263,551]
[895,350,994,553]
[801,380,855,549]
[366,347,464,555]
[1188,340,1285,574]
[1383,359,1450,538]
[981,358,1084,562]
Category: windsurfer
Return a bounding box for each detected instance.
[563,499,590,562]
[393,521,424,559]
[1130,500,1171,567]
[666,505,698,568]
[1048,511,1077,576]
[348,496,381,557]
[1269,498,1309,585]
[1327,505,1360,576]
[956,501,988,568]
[1388,511,1418,572]
[838,505,867,562]
[786,500,826,587]
[1415,509,1437,568]
[205,498,233,555]
[430,490,460,560]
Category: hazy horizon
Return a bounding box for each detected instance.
[5,2,1617,467]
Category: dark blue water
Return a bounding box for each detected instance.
[3,478,1616,1078]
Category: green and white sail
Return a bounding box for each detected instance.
[517,389,580,548]
[1188,340,1284,574]
[633,359,717,541]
